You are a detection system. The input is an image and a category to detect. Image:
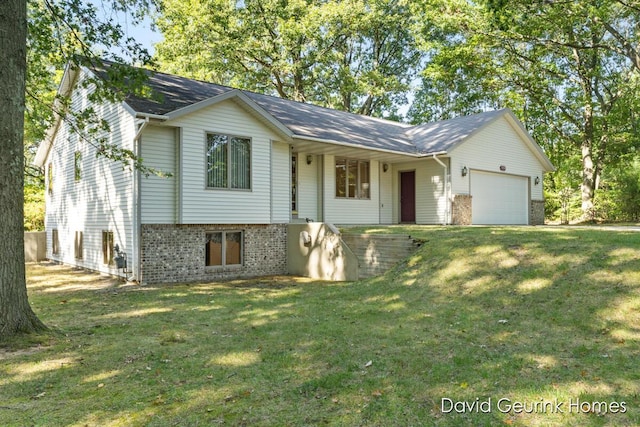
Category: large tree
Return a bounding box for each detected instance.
[1,0,155,340]
[1,0,46,337]
[410,0,640,220]
[155,0,421,118]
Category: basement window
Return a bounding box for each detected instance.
[102,231,114,265]
[75,231,83,260]
[205,231,243,267]
[52,229,59,255]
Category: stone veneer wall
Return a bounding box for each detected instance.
[530,200,545,225]
[451,194,472,225]
[140,224,287,284]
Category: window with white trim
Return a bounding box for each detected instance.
[206,133,251,189]
[335,158,370,199]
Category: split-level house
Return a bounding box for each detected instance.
[34,62,554,284]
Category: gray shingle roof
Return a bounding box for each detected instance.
[407,109,508,154]
[93,62,509,156]
[243,91,417,154]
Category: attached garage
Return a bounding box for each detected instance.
[470,171,529,225]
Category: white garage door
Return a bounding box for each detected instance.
[471,171,529,225]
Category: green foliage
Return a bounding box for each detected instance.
[25,0,157,175]
[155,0,422,117]
[24,183,45,231]
[594,156,640,222]
[409,0,640,220]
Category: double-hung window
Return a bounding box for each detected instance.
[335,158,370,199]
[206,133,251,190]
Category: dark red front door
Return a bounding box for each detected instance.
[400,171,416,223]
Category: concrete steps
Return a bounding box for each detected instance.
[340,233,423,279]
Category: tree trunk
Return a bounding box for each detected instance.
[0,0,47,338]
[580,102,596,220]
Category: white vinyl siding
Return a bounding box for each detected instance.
[270,141,290,222]
[140,125,177,224]
[44,69,136,276]
[391,159,447,225]
[296,152,319,221]
[323,154,380,224]
[450,116,545,200]
[168,99,280,224]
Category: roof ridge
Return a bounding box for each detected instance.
[242,90,413,128]
[96,59,413,129]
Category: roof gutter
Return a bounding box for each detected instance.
[130,116,150,283]
[134,116,150,141]
[136,112,169,121]
[432,154,449,226]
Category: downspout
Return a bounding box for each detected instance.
[432,154,449,226]
[132,117,149,281]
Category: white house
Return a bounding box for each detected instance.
[34,62,554,284]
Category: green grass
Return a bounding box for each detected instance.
[2,226,639,426]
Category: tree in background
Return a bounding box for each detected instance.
[155,0,422,118]
[410,0,640,222]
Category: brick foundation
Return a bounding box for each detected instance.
[451,194,472,225]
[140,224,287,284]
[530,200,545,225]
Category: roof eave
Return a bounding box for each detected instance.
[34,62,140,167]
[291,134,421,157]
[34,63,78,167]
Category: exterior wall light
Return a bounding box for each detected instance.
[534,176,540,185]
[461,166,468,177]
[306,155,313,165]
[383,163,389,172]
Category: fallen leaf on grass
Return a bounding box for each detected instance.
[97,383,104,388]
[372,390,384,397]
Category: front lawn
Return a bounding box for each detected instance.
[2,226,639,426]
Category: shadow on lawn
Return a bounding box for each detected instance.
[3,228,639,426]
